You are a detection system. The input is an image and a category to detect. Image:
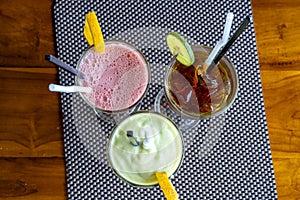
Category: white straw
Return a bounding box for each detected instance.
[205,13,234,67]
[49,84,92,93]
[222,13,234,42]
[142,125,153,149]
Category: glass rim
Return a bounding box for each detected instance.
[164,45,239,119]
[75,40,151,114]
[106,110,185,188]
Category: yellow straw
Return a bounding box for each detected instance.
[156,172,179,200]
[84,11,105,53]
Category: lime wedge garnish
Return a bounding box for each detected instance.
[84,11,105,53]
[156,172,179,200]
[166,32,194,66]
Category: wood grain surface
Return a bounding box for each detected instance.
[0,0,299,199]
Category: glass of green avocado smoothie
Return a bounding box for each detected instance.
[107,111,184,187]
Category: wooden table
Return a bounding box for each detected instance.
[0,0,299,199]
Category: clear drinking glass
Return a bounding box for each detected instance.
[155,45,238,129]
[107,111,184,187]
[75,40,150,122]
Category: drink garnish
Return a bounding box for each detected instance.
[166,32,194,67]
[156,172,179,200]
[84,11,105,53]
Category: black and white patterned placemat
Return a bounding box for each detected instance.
[53,0,277,199]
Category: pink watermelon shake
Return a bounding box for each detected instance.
[76,41,150,112]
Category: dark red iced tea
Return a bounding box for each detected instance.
[165,46,237,119]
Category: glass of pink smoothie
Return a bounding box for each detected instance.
[75,40,150,122]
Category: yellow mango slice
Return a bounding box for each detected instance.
[84,11,105,53]
[156,172,179,200]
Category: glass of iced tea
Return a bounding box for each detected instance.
[164,45,238,120]
[155,38,238,129]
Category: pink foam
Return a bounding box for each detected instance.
[77,43,149,111]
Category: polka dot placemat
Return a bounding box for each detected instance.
[53,0,278,199]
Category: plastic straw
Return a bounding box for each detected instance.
[48,84,92,93]
[45,55,86,79]
[205,13,234,67]
[206,15,252,74]
[142,126,152,149]
[126,131,140,147]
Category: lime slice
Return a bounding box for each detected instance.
[166,32,194,66]
[156,172,179,200]
[84,11,105,53]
